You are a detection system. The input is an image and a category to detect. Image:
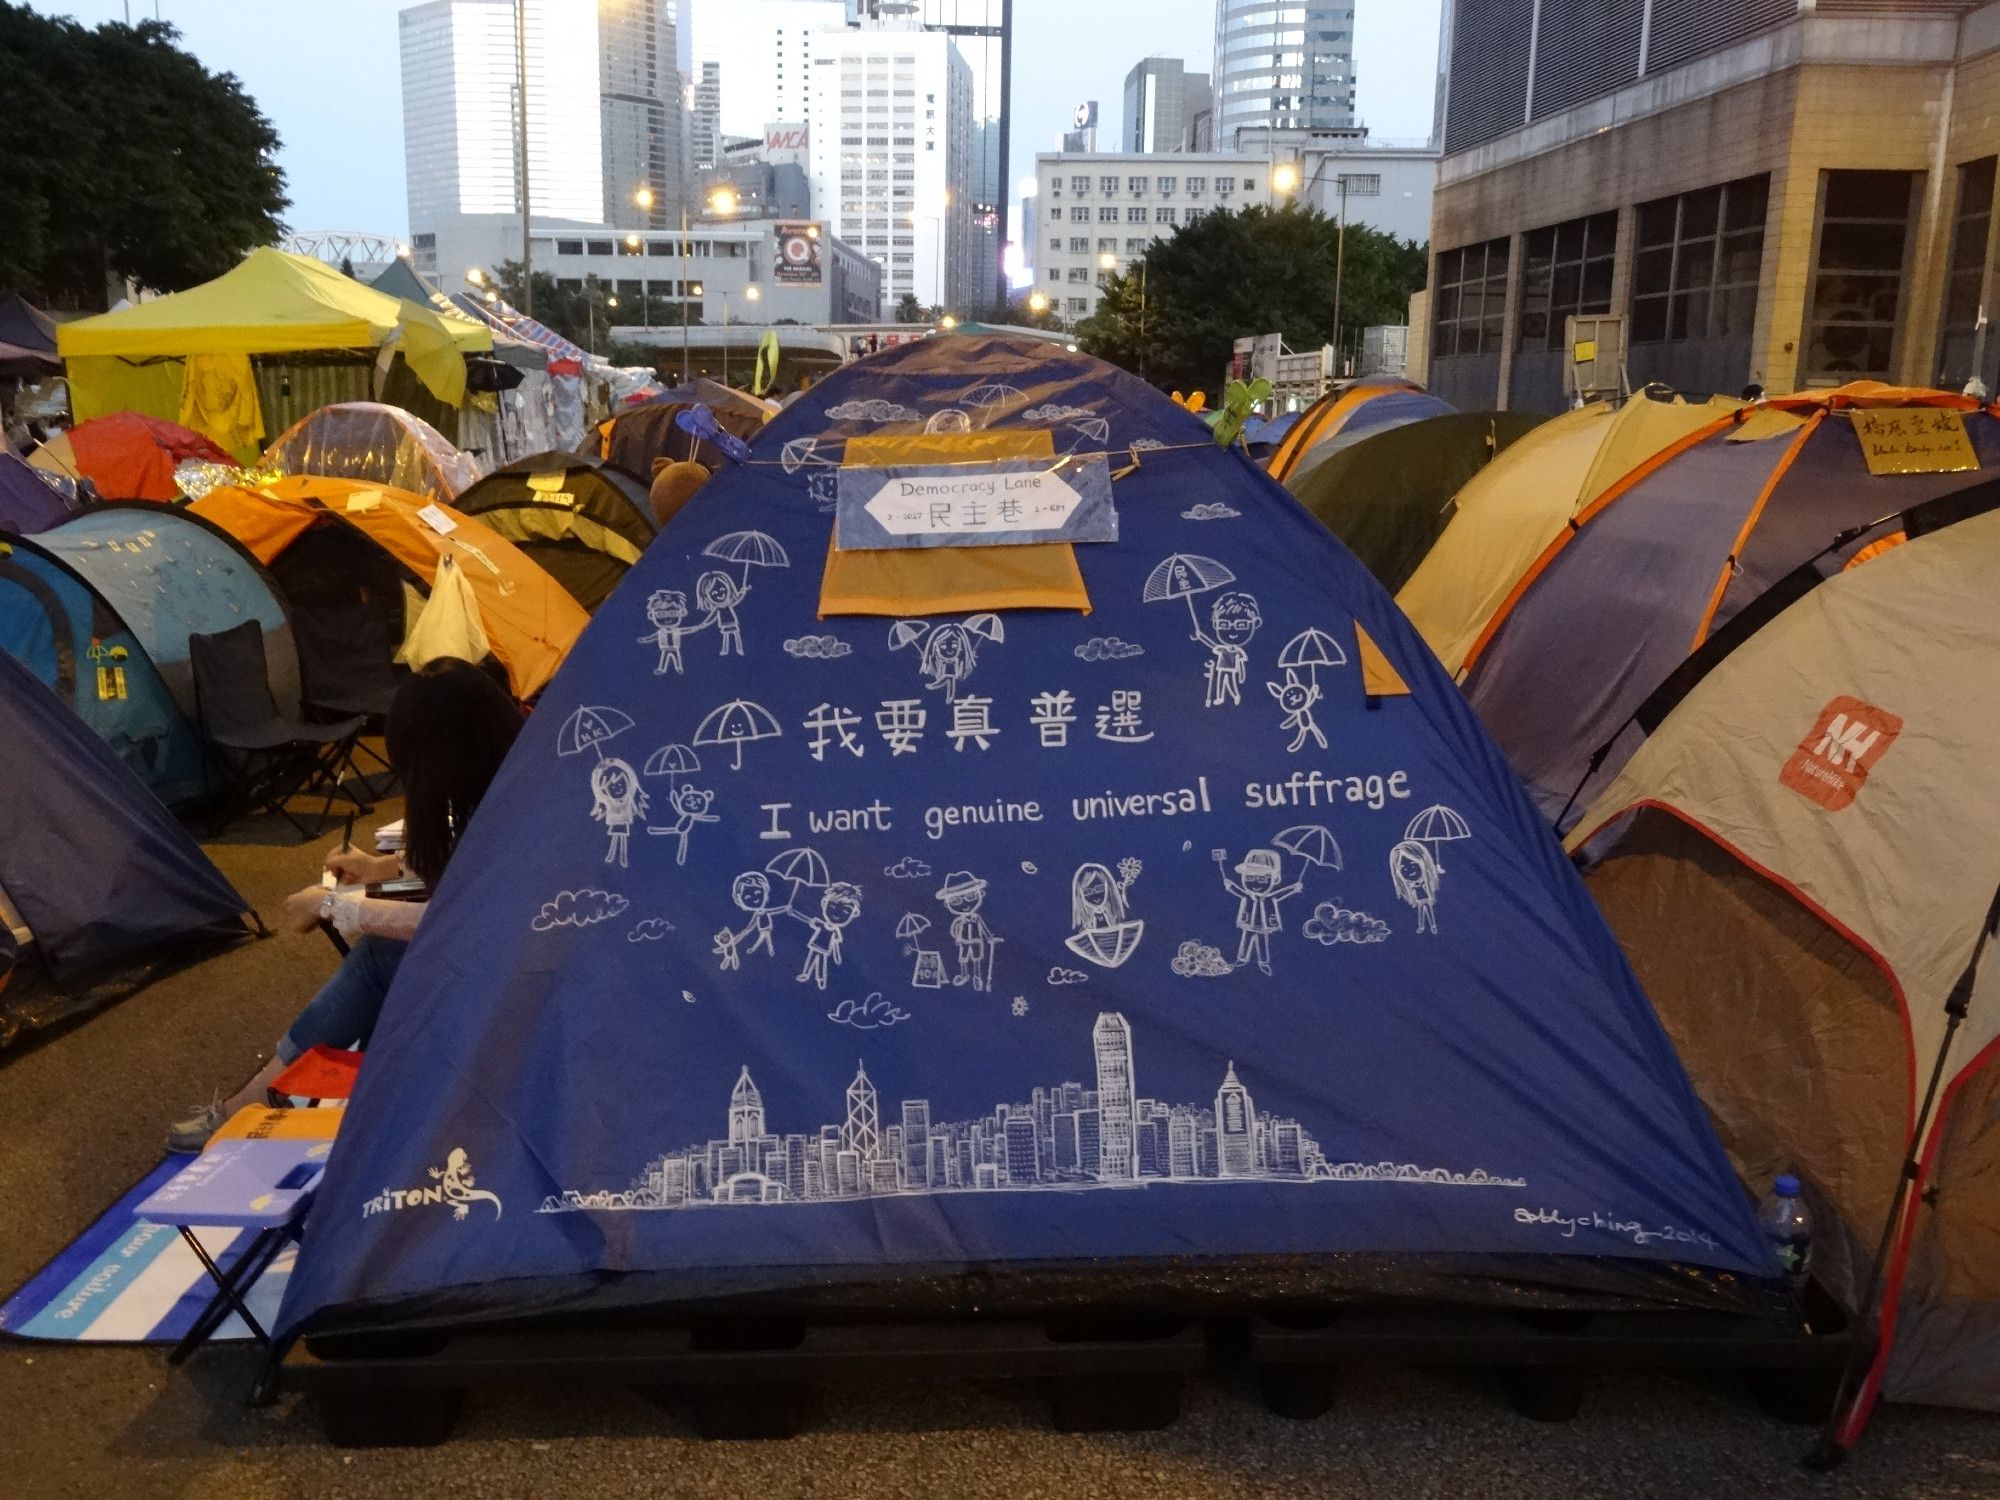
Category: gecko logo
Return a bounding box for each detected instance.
[1779,696,1903,811]
[361,1147,503,1223]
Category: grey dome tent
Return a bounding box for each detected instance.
[452,452,656,611]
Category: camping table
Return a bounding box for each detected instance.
[135,1136,330,1373]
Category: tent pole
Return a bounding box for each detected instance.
[1804,880,2000,1468]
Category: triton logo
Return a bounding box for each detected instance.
[362,1148,503,1223]
[1780,696,1902,811]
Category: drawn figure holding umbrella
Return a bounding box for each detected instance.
[797,881,863,990]
[715,871,779,970]
[693,530,791,656]
[1266,628,1347,753]
[1143,552,1241,698]
[1393,805,1471,935]
[558,706,647,867]
[643,744,714,865]
[890,614,1004,702]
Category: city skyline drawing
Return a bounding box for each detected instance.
[540,1011,1527,1215]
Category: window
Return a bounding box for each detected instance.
[1186,176,1205,196]
[646,240,675,257]
[1431,238,1511,358]
[1941,158,1996,339]
[1803,170,1919,382]
[1127,176,1148,195]
[1049,177,1062,197]
[1216,177,1235,196]
[1051,236,1064,252]
[1048,267,1062,282]
[1125,237,1147,253]
[586,239,614,255]
[1631,176,1768,345]
[1070,175,1089,195]
[618,238,643,256]
[1097,237,1116,252]
[1518,212,1617,350]
[1070,206,1089,222]
[1158,176,1176,196]
[1099,175,1119,195]
[555,239,583,255]
[1155,207,1176,224]
[1068,297,1088,313]
[1072,237,1090,253]
[1127,207,1147,222]
[1099,207,1119,222]
[1068,267,1089,282]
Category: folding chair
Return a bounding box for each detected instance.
[291,605,405,800]
[190,620,368,841]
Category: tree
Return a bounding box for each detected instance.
[0,5,287,308]
[894,293,941,325]
[1079,203,1427,398]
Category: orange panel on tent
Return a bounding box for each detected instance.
[28,413,231,502]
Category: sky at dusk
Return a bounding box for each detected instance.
[34,1,1443,238]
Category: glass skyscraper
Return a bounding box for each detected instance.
[1211,0,1357,149]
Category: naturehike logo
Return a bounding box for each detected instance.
[362,1148,503,1222]
[1779,696,1902,811]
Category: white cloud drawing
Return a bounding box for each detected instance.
[784,635,853,660]
[628,917,675,943]
[1182,502,1240,521]
[1074,636,1144,662]
[1302,903,1392,946]
[1171,940,1233,978]
[884,856,933,879]
[1047,966,1089,986]
[828,993,911,1030]
[827,398,922,423]
[1023,402,1097,423]
[532,889,630,931]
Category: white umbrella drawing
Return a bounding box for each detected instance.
[1277,627,1349,683]
[766,846,831,910]
[888,620,930,652]
[693,699,782,770]
[962,612,1005,643]
[643,743,701,783]
[1405,804,1472,867]
[1142,553,1237,636]
[557,705,634,763]
[702,530,792,590]
[1273,825,1343,871]
[895,912,932,953]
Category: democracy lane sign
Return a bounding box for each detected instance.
[835,457,1118,551]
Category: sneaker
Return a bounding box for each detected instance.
[165,1093,228,1153]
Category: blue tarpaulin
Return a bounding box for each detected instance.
[0,650,247,984]
[279,336,1773,1339]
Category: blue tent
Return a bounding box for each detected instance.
[279,335,1774,1341]
[0,534,209,807]
[0,649,249,990]
[0,451,72,534]
[29,505,300,724]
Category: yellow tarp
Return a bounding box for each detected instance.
[1395,394,1743,679]
[821,430,1091,617]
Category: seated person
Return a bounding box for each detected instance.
[167,658,523,1151]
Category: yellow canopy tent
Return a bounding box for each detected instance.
[57,249,490,455]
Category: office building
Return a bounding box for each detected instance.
[1123,57,1212,154]
[1233,126,1437,244]
[401,0,608,230]
[1212,0,1357,148]
[688,0,844,145]
[600,0,687,227]
[808,24,977,311]
[688,60,723,173]
[1425,0,2000,411]
[1031,151,1281,321]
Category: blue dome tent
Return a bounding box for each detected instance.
[0,650,251,1042]
[0,451,73,534]
[278,335,1777,1348]
[0,534,209,807]
[28,504,300,727]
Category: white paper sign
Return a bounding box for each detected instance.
[416,503,459,536]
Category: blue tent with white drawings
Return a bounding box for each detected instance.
[278,334,1778,1342]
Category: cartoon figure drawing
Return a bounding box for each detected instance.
[1214,847,1304,976]
[937,870,1000,991]
[715,871,781,970]
[1064,858,1145,969]
[1194,591,1262,707]
[798,882,863,989]
[1142,551,1238,695]
[889,614,1004,702]
[1390,838,1445,935]
[1268,672,1327,753]
[639,589,705,674]
[696,570,749,657]
[589,757,648,869]
[646,782,719,866]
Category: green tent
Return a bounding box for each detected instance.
[452,452,656,612]
[1286,411,1549,592]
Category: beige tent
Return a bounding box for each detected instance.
[1397,390,1742,678]
[1569,502,2000,1433]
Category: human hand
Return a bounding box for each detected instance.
[281,886,327,935]
[325,848,397,885]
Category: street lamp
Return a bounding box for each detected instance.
[633,185,654,213]
[1272,161,1301,196]
[939,314,957,331]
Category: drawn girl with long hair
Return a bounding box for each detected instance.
[1389,838,1443,935]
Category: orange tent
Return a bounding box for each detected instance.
[191,476,588,700]
[27,412,231,501]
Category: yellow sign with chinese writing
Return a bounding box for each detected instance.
[1852,408,1979,477]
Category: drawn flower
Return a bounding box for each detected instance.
[1170,940,1233,978]
[1011,996,1029,1017]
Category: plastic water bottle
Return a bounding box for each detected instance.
[1758,1173,1813,1286]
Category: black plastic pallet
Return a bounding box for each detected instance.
[283,1317,1210,1445]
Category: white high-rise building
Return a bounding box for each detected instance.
[687,0,844,146]
[600,0,687,228]
[1093,1012,1136,1182]
[1214,1062,1257,1177]
[808,23,975,313]
[400,0,607,231]
[1211,0,1356,149]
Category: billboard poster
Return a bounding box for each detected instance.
[774,223,823,286]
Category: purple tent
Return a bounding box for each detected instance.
[0,452,71,534]
[0,293,59,379]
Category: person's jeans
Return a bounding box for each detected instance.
[276,936,408,1063]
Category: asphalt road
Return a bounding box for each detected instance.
[2,807,1995,1499]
